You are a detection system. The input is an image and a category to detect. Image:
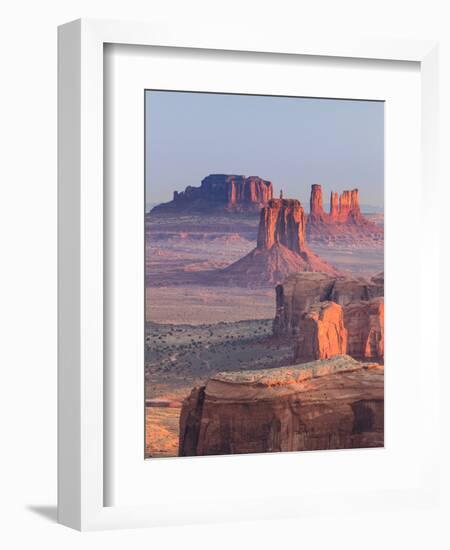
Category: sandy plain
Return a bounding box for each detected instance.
[145,211,384,457]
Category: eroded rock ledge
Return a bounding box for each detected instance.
[179,356,384,456]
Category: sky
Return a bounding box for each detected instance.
[145,91,384,211]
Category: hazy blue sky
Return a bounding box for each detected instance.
[145,91,384,211]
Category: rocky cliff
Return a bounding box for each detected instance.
[305,184,383,245]
[344,298,384,360]
[179,356,384,456]
[218,198,341,286]
[294,301,347,362]
[151,174,273,213]
[274,272,384,362]
[257,198,307,253]
[274,271,384,336]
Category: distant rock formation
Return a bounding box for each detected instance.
[274,271,384,336]
[179,356,384,456]
[305,184,383,245]
[151,174,273,213]
[218,198,341,286]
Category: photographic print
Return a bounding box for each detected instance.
[145,91,384,458]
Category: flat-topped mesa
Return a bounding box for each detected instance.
[257,198,307,254]
[152,174,273,213]
[179,356,384,456]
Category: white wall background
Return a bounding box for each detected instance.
[0,0,448,548]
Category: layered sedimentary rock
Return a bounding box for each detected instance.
[257,198,307,253]
[274,272,384,362]
[305,184,383,245]
[218,198,340,286]
[344,298,384,360]
[273,272,383,336]
[294,301,347,362]
[292,298,383,362]
[179,356,384,456]
[309,184,327,223]
[151,174,273,213]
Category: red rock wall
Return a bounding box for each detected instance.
[309,183,326,221]
[294,301,348,362]
[179,358,384,456]
[154,174,273,213]
[257,198,307,254]
[273,272,383,337]
[344,298,384,360]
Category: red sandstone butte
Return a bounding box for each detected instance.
[179,356,384,456]
[294,301,347,362]
[151,174,273,213]
[305,184,383,245]
[219,198,341,286]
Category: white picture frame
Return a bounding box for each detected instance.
[58,18,440,531]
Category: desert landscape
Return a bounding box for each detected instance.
[145,173,384,457]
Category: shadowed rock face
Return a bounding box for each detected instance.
[151,174,273,213]
[305,184,383,244]
[344,298,384,360]
[274,272,384,363]
[179,356,384,456]
[274,272,384,336]
[219,198,341,286]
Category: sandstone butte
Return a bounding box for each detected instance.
[179,355,384,456]
[150,174,273,213]
[218,197,341,286]
[306,184,383,245]
[273,272,384,362]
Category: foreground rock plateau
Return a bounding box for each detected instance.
[179,356,384,456]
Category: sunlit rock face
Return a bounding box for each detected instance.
[151,174,273,213]
[274,272,384,363]
[257,198,307,253]
[179,356,384,457]
[273,272,383,336]
[294,301,348,362]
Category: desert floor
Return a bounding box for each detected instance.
[145,211,384,458]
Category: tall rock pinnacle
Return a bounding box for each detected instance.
[309,184,326,221]
[329,191,339,220]
[338,189,361,222]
